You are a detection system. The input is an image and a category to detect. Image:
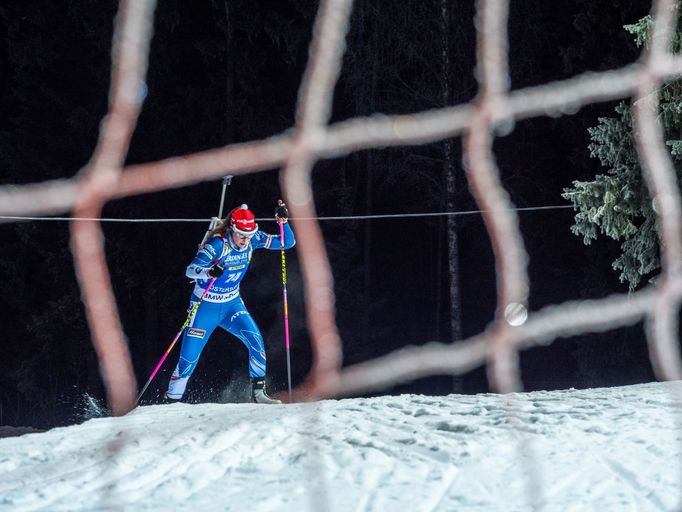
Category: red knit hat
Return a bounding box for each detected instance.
[230,204,258,235]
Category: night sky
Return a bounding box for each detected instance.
[0,0,658,429]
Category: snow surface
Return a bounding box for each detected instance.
[1,381,681,511]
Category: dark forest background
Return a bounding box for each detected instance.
[0,0,658,429]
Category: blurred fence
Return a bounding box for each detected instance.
[1,0,682,504]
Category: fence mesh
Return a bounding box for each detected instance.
[2,0,682,506]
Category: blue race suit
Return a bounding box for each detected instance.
[166,223,295,400]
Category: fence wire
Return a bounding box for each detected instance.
[2,0,682,508]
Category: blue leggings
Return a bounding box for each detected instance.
[166,297,266,399]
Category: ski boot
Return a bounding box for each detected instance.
[251,378,282,404]
[163,393,182,404]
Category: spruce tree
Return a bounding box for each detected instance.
[563,14,682,290]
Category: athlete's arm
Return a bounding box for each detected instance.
[250,222,296,250]
[185,236,225,279]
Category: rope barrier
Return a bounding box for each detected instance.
[0,204,573,223]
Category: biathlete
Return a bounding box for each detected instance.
[165,201,294,404]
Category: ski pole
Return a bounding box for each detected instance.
[136,277,217,404]
[279,218,293,402]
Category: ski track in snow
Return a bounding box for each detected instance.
[1,382,681,511]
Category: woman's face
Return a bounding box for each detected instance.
[231,229,254,249]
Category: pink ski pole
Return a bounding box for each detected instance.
[279,219,293,402]
[136,277,216,404]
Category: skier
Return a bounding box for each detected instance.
[165,201,295,404]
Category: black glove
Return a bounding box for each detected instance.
[275,200,289,222]
[208,263,225,278]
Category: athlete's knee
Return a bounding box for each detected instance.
[241,330,265,353]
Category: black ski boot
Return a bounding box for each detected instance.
[251,378,282,404]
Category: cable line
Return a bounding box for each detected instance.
[0,204,573,223]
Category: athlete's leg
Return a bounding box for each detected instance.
[218,300,267,378]
[166,300,221,399]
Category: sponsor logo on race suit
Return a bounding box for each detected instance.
[198,245,217,259]
[187,328,206,338]
[203,290,240,303]
[230,310,248,322]
[223,253,245,263]
[192,239,253,301]
[211,284,240,294]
